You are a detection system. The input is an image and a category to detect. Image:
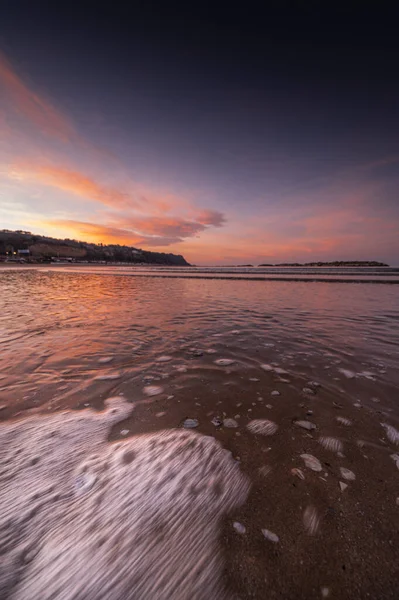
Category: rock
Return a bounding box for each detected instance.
[223,418,238,428]
[260,364,273,371]
[338,368,356,379]
[95,374,121,381]
[156,356,173,362]
[271,390,280,396]
[215,358,235,367]
[339,481,348,492]
[143,386,164,397]
[261,528,279,543]
[233,522,246,534]
[98,357,113,364]
[295,420,316,431]
[191,350,203,357]
[211,417,222,427]
[120,429,129,436]
[302,387,315,395]
[183,419,199,429]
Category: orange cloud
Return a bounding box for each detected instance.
[10,163,141,210]
[42,219,185,247]
[0,52,75,141]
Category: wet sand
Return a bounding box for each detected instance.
[0,268,398,599]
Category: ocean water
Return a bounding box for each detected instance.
[1,266,398,599]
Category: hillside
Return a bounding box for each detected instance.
[0,230,190,266]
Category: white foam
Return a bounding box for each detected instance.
[0,399,250,599]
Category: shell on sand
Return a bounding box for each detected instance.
[319,436,343,453]
[381,423,399,446]
[223,418,238,428]
[336,416,352,426]
[340,467,356,480]
[300,453,322,472]
[291,468,305,480]
[303,505,320,535]
[0,399,250,599]
[247,419,278,436]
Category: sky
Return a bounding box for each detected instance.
[1,2,398,265]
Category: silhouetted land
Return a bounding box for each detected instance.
[0,230,190,266]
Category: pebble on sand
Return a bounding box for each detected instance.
[95,374,121,381]
[271,390,280,396]
[262,528,279,543]
[295,420,316,431]
[247,419,278,436]
[143,385,164,397]
[233,522,246,534]
[98,357,113,364]
[338,368,356,379]
[156,356,173,362]
[300,453,322,472]
[215,358,235,367]
[339,481,348,492]
[302,387,315,395]
[183,419,199,429]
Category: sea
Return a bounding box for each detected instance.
[0,264,398,599]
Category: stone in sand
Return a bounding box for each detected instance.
[295,420,316,431]
[183,419,199,429]
[233,522,246,534]
[271,390,280,396]
[156,356,173,362]
[143,385,164,397]
[262,528,279,543]
[0,399,250,599]
[215,358,235,367]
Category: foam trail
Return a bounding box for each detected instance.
[0,399,250,599]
